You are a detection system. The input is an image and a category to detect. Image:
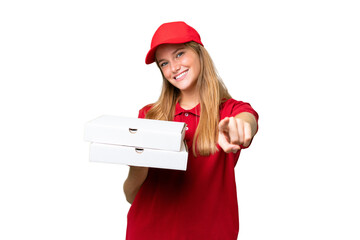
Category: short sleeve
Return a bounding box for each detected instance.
[231,101,259,122]
[220,99,259,122]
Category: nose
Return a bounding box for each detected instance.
[171,61,180,73]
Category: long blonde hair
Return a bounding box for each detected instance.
[145,41,231,156]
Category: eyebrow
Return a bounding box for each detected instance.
[157,47,185,63]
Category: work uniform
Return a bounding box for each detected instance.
[126,98,258,240]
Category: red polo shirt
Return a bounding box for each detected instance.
[126,98,258,240]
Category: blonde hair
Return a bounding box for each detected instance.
[145,42,231,156]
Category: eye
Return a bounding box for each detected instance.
[160,61,168,67]
[176,52,184,58]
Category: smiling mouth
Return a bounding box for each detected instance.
[174,70,189,80]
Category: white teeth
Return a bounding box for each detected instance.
[175,70,188,80]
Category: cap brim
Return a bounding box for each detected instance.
[145,46,157,64]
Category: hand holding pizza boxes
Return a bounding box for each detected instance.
[84,115,188,171]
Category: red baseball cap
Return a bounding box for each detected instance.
[145,21,204,64]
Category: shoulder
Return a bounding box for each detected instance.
[220,98,258,120]
[138,104,154,118]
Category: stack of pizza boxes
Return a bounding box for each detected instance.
[84,115,188,171]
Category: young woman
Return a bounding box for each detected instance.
[123,21,259,240]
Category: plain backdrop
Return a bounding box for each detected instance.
[1,0,359,239]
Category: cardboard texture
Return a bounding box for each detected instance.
[84,115,186,151]
[85,115,189,171]
[89,142,188,171]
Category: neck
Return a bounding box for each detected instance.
[179,89,200,110]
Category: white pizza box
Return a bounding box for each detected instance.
[84,115,186,151]
[89,141,188,171]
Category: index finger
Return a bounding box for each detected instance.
[218,117,230,132]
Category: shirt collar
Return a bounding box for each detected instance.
[175,102,201,117]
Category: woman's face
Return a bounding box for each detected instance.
[155,43,201,94]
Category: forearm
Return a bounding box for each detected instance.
[235,112,258,138]
[123,166,149,204]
